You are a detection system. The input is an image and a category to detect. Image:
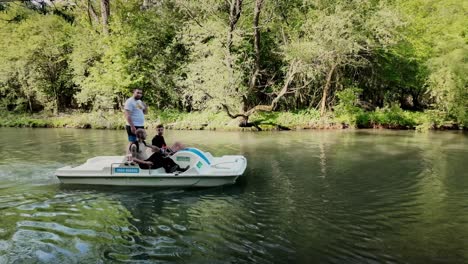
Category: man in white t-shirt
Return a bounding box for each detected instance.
[124,88,147,142]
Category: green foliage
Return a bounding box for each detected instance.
[351,47,428,110]
[427,42,467,126]
[366,105,426,129]
[334,87,364,126]
[0,108,460,131]
[251,110,321,129]
[0,6,74,113]
[0,0,466,130]
[178,18,244,111]
[278,0,406,111]
[396,0,467,125]
[70,0,185,110]
[0,111,126,129]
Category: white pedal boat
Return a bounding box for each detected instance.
[55,148,247,187]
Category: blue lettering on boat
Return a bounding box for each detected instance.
[114,168,140,173]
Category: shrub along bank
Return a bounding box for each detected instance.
[0,108,463,131]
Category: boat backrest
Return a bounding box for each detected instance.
[171,148,212,174]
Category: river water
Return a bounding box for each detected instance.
[0,128,467,263]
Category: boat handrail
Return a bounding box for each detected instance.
[211,157,246,169]
[211,161,237,169]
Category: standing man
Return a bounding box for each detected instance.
[124,88,147,143]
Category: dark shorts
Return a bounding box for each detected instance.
[126,125,144,142]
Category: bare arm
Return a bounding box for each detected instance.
[142,101,148,114]
[130,144,152,165]
[124,110,136,133]
[148,144,161,153]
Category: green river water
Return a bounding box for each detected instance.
[0,128,467,263]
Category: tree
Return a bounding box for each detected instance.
[0,5,75,113]
[284,0,404,116]
[0,0,465,129]
[397,0,467,125]
[71,0,186,110]
[179,0,293,128]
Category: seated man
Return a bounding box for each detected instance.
[152,124,185,156]
[129,129,187,173]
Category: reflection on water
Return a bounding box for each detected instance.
[0,128,467,263]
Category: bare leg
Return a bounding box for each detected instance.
[170,142,185,153]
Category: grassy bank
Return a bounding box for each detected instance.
[0,108,464,131]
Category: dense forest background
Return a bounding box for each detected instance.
[0,0,466,130]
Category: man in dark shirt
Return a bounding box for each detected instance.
[152,124,167,149]
[151,124,185,155]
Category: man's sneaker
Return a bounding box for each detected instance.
[178,166,189,172]
[168,165,179,173]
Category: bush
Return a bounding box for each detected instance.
[368,105,424,128]
[334,87,364,126]
[251,109,321,129]
[0,108,462,131]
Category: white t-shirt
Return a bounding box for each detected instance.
[124,97,145,126]
[133,142,149,160]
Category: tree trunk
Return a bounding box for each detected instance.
[27,94,33,113]
[320,63,337,116]
[249,0,264,91]
[101,0,110,35]
[53,87,59,115]
[253,0,263,71]
[226,0,243,72]
[87,0,99,25]
[243,0,265,115]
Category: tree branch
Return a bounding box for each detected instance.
[221,104,248,119]
[244,60,299,116]
[178,3,204,28]
[100,0,110,35]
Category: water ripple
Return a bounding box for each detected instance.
[1,129,468,263]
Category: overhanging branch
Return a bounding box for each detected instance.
[221,104,248,119]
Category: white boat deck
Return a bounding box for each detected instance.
[55,149,247,187]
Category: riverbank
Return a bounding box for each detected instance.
[0,108,464,131]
